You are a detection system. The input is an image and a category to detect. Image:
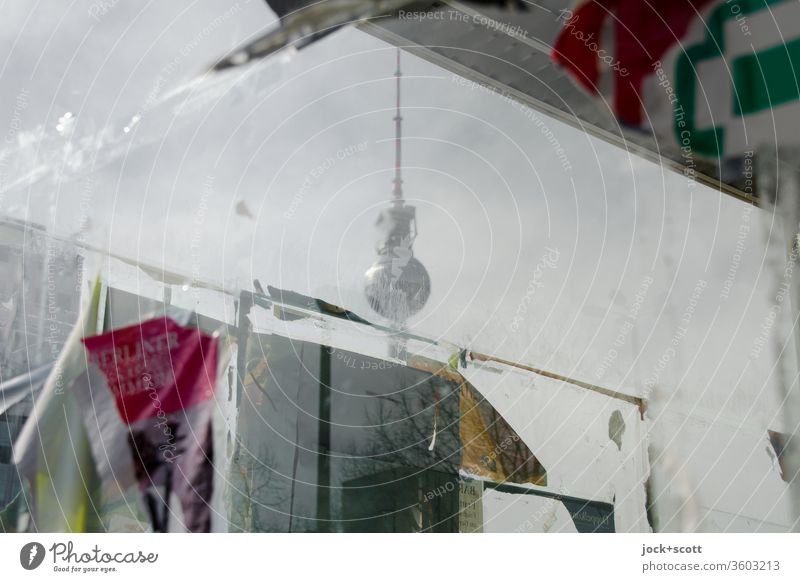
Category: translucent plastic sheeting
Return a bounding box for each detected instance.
[0,17,784,391]
[0,1,796,532]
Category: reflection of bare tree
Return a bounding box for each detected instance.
[335,369,460,533]
[227,444,289,532]
[337,359,546,532]
[356,360,545,486]
[226,336,295,532]
[359,376,460,472]
[230,329,547,532]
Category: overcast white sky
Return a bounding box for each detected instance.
[0,0,791,431]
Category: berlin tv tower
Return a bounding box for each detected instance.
[363,49,431,326]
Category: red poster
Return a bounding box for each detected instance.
[82,317,217,424]
[81,316,218,532]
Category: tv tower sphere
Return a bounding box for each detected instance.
[364,252,431,321]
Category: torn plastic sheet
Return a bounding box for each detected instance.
[458,362,650,533]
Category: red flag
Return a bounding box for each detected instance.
[553,0,714,126]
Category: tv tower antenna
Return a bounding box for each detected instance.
[392,47,404,205]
